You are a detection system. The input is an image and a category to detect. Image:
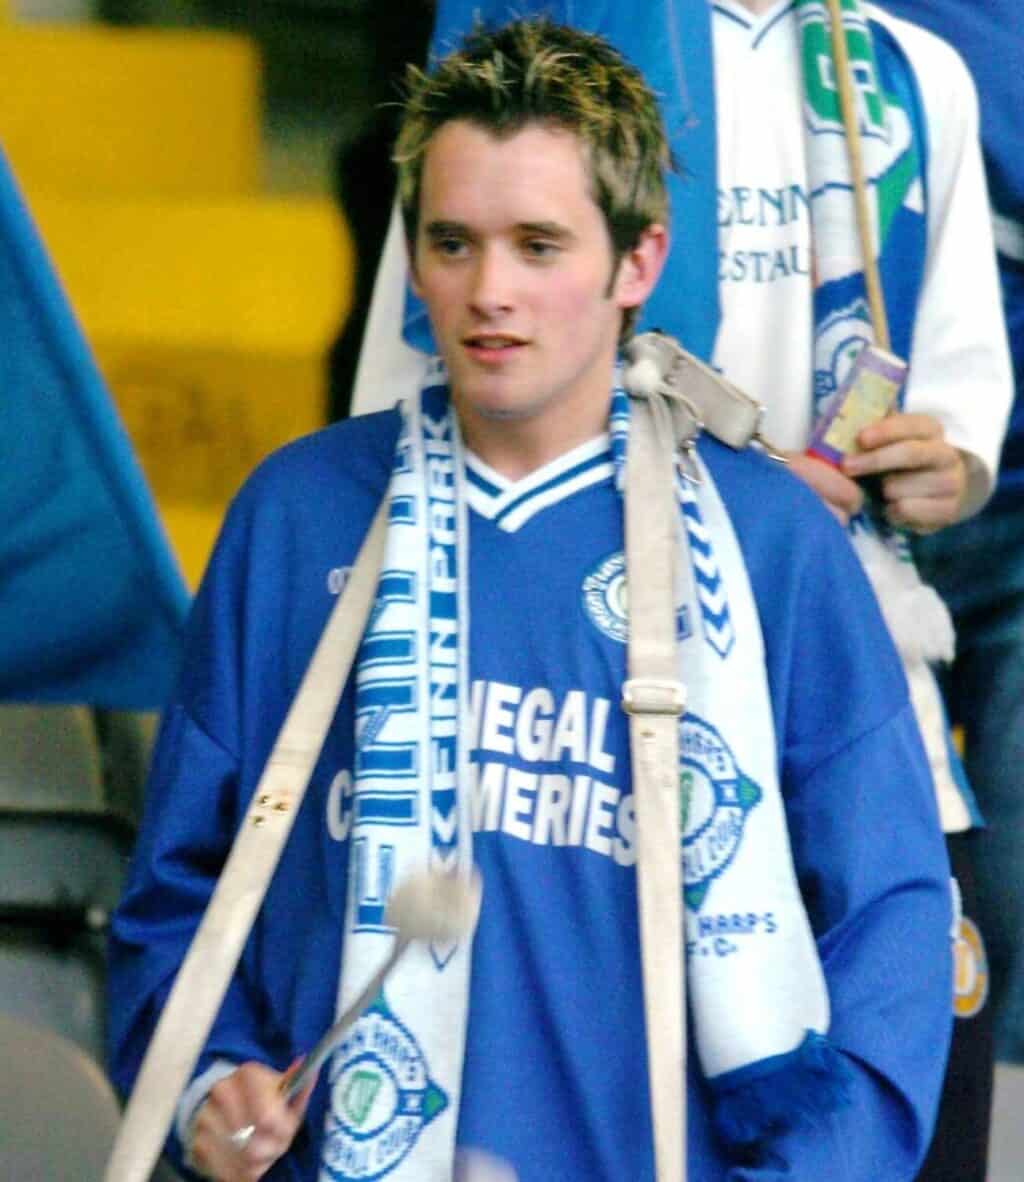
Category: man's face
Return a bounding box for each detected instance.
[411,120,662,448]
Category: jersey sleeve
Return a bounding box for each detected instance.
[105,496,288,1169]
[735,703,953,1179]
[107,416,393,1174]
[723,453,953,1179]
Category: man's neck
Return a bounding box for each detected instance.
[457,395,610,483]
[734,0,781,14]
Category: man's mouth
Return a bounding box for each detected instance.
[463,334,527,356]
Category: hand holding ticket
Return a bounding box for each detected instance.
[842,412,969,532]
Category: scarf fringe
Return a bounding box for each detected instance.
[711,1031,853,1148]
[854,529,955,665]
[877,580,955,666]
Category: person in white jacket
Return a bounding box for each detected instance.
[349,3,1012,1179]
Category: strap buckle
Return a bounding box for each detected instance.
[753,406,790,464]
[621,678,687,717]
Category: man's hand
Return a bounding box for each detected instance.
[841,413,966,532]
[187,1061,314,1182]
[786,452,865,526]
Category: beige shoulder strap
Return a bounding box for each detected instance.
[625,390,688,1182]
[104,500,389,1182]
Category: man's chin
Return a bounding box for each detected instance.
[472,403,533,422]
[453,384,537,423]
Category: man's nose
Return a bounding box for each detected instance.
[468,246,514,316]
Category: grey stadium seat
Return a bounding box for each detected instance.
[0,1011,182,1180]
[0,704,135,1058]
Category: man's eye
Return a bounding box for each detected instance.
[436,237,468,257]
[523,239,559,258]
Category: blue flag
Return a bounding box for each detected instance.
[403,0,720,363]
[0,148,189,708]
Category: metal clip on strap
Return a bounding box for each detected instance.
[622,677,686,717]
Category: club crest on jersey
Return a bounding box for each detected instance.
[582,552,691,645]
[953,915,989,1020]
[680,716,762,912]
[320,997,447,1181]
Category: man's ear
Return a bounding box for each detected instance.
[613,223,669,311]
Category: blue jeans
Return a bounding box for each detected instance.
[915,503,1024,1063]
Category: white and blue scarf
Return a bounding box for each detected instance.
[319,364,475,1181]
[319,370,846,1178]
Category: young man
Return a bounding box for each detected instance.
[107,20,952,1181]
[356,4,1012,1178]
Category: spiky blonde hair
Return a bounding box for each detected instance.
[394,18,671,336]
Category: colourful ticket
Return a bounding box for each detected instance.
[806,345,907,467]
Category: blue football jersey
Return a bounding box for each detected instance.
[108,408,951,1180]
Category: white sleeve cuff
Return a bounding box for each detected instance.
[957,450,992,521]
[175,1059,240,1154]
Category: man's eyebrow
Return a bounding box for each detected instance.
[424,220,470,239]
[422,219,576,240]
[517,221,575,240]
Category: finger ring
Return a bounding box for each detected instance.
[228,1123,255,1149]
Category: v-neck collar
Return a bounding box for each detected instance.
[713,0,797,48]
[465,435,614,533]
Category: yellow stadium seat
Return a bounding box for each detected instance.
[2,26,355,586]
[0,26,260,198]
[29,193,353,586]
